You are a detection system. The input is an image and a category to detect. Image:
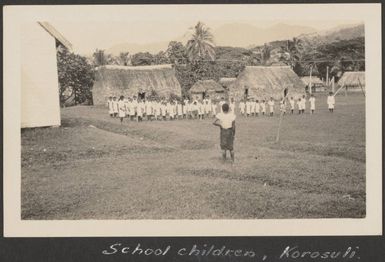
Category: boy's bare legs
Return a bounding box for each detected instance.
[222,150,227,161]
[230,150,234,163]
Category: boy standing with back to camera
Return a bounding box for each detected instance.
[213,103,236,163]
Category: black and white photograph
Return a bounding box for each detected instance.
[3,4,382,237]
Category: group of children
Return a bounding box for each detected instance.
[107,92,336,123]
[107,96,232,123]
[238,92,335,117]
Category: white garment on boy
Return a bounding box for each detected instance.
[327,95,335,109]
[246,101,252,114]
[107,100,114,114]
[112,100,119,113]
[260,102,266,113]
[177,103,183,116]
[145,101,152,115]
[161,104,167,117]
[250,101,256,114]
[128,101,136,116]
[198,102,204,115]
[268,100,274,113]
[289,99,295,110]
[297,100,302,110]
[131,99,138,114]
[239,101,245,114]
[205,102,211,114]
[301,98,306,110]
[118,100,126,117]
[309,97,316,110]
[216,112,236,129]
[137,102,144,117]
[167,102,175,118]
[255,102,260,114]
[211,103,217,115]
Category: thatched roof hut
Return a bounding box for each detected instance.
[301,76,324,86]
[92,64,181,105]
[219,77,237,89]
[189,80,225,100]
[337,71,365,91]
[228,66,306,101]
[301,76,325,92]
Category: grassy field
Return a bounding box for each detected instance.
[21,93,365,219]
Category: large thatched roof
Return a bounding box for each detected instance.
[229,66,306,100]
[301,76,324,86]
[189,80,225,94]
[337,71,365,87]
[92,64,181,105]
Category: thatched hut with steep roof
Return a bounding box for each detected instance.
[301,76,325,92]
[337,71,365,92]
[92,64,182,105]
[189,80,226,100]
[228,66,306,101]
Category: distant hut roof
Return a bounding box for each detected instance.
[219,77,237,88]
[92,64,181,105]
[38,22,72,50]
[301,76,324,86]
[337,71,365,87]
[189,80,225,94]
[230,66,305,99]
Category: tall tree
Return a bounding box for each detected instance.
[131,52,155,66]
[166,41,188,65]
[57,48,95,106]
[186,22,216,63]
[118,52,131,66]
[92,49,112,66]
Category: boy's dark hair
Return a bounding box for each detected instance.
[222,103,229,113]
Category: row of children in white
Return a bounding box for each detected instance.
[107,96,231,120]
[239,94,335,116]
[107,93,336,121]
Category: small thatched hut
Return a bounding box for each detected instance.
[228,66,305,101]
[189,80,226,100]
[337,71,365,91]
[92,64,182,105]
[301,76,325,92]
[219,77,237,90]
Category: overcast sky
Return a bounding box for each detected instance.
[43,5,361,55]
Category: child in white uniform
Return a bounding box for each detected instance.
[309,94,316,114]
[260,100,266,115]
[327,92,335,113]
[107,96,114,117]
[268,97,275,116]
[112,96,119,117]
[239,100,245,116]
[289,97,295,114]
[118,96,126,124]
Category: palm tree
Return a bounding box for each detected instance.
[186,22,216,63]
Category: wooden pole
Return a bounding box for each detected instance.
[334,83,345,96]
[309,66,313,94]
[275,87,289,143]
[326,66,329,87]
[331,76,335,93]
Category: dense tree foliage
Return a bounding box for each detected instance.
[57,48,95,106]
[87,22,364,98]
[131,52,155,66]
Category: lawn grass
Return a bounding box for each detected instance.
[21,93,365,219]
